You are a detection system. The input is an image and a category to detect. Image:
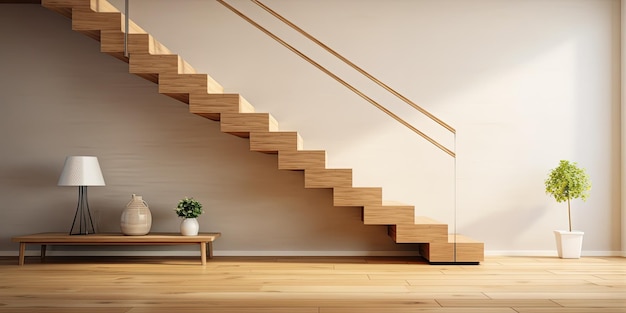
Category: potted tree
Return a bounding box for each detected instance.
[175,197,203,236]
[544,160,591,258]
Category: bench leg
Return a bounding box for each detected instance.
[18,243,25,266]
[41,245,47,261]
[200,242,207,266]
[208,241,213,259]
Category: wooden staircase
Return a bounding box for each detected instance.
[40,0,484,263]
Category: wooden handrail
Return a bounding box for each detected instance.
[252,0,455,134]
[217,0,454,157]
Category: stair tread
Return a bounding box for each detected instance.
[413,216,446,225]
[381,200,413,206]
[129,33,173,55]
[80,0,147,33]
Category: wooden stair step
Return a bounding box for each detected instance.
[221,113,279,138]
[48,2,150,62]
[419,234,485,263]
[305,169,352,188]
[333,187,382,207]
[99,30,129,62]
[389,219,449,244]
[419,242,453,263]
[190,94,255,121]
[450,234,485,263]
[130,54,197,83]
[127,33,172,55]
[71,3,146,36]
[43,0,119,19]
[43,0,121,13]
[363,201,415,225]
[159,73,223,103]
[250,131,302,153]
[100,32,169,63]
[278,150,326,170]
[71,10,122,41]
[130,54,196,74]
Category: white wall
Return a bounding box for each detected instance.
[0,0,621,256]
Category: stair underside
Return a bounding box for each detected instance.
[39,0,484,263]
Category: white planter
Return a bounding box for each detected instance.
[554,230,584,259]
[180,218,199,236]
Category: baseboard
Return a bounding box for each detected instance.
[485,250,625,257]
[0,250,421,257]
[1,250,623,258]
[209,250,422,257]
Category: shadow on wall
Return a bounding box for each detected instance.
[462,205,549,251]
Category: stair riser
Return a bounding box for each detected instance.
[42,0,90,12]
[419,243,454,262]
[159,74,223,103]
[390,225,448,244]
[333,187,382,206]
[221,113,279,137]
[250,132,301,153]
[42,0,92,19]
[305,169,352,188]
[98,30,128,62]
[44,0,120,13]
[129,34,173,55]
[189,94,253,121]
[278,151,326,170]
[101,32,171,63]
[363,206,414,224]
[417,242,484,263]
[72,10,121,41]
[130,55,184,75]
[159,74,222,93]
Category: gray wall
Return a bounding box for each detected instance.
[0,5,415,255]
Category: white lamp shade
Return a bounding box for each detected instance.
[58,156,105,186]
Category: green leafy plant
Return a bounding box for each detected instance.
[175,197,203,219]
[545,160,591,232]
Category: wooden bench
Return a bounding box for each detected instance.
[11,232,221,266]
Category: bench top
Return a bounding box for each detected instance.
[12,232,221,244]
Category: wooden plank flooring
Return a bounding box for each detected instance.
[0,256,624,312]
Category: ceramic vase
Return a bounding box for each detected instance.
[120,194,152,236]
[180,218,199,236]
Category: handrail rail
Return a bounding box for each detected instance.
[217,0,455,157]
[252,0,455,135]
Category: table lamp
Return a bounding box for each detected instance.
[58,156,105,235]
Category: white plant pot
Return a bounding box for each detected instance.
[180,218,199,236]
[554,230,584,259]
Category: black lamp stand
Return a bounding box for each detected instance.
[69,186,96,235]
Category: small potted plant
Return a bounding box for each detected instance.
[175,197,203,236]
[544,160,591,258]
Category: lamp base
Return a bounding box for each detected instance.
[69,186,96,235]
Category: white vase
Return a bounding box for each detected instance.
[120,194,152,236]
[554,230,584,259]
[180,218,199,236]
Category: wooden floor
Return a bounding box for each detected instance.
[0,255,624,313]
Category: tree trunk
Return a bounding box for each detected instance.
[567,197,572,232]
